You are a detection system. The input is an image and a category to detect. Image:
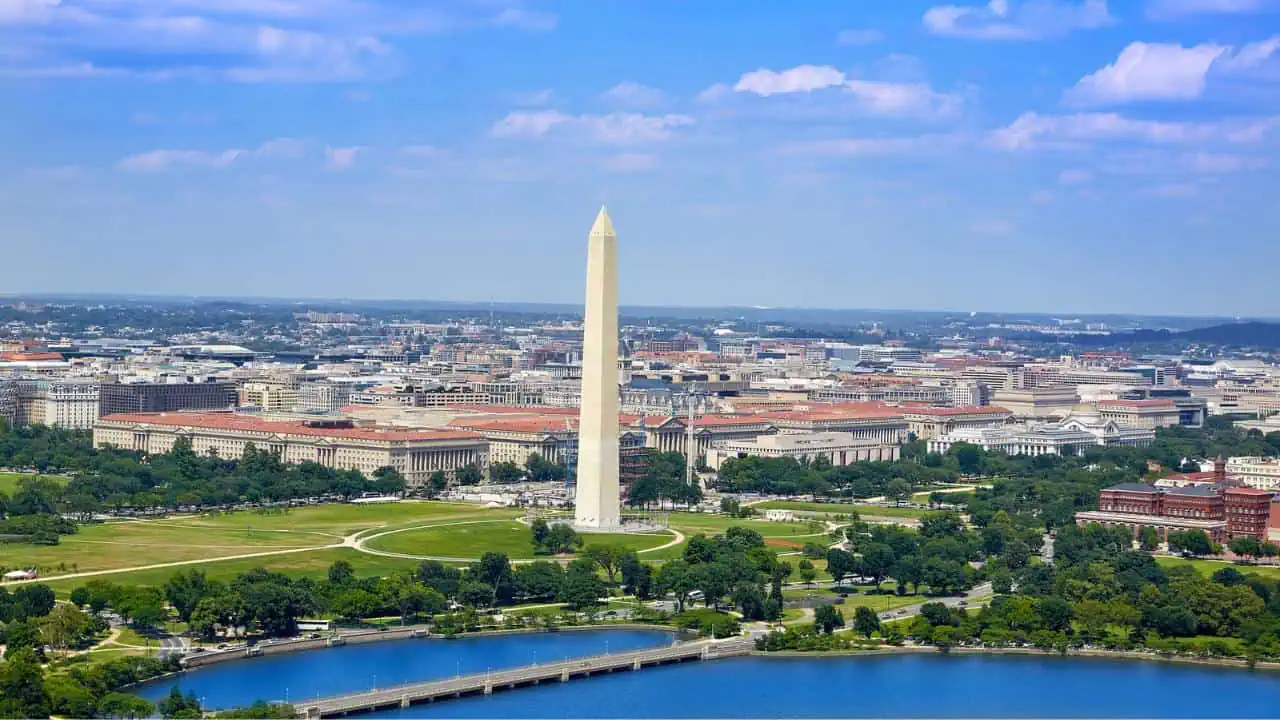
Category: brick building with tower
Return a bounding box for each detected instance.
[1074,459,1275,543]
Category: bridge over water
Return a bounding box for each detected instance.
[298,637,754,717]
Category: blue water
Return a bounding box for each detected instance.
[138,631,1280,717]
[135,629,674,710]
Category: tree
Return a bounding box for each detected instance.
[826,548,856,587]
[371,466,407,496]
[953,444,983,475]
[333,589,379,622]
[1229,537,1263,562]
[1169,530,1215,557]
[158,687,203,719]
[797,559,817,587]
[327,560,356,586]
[814,604,844,634]
[656,560,696,612]
[560,558,605,609]
[3,619,43,658]
[920,602,951,626]
[1139,526,1161,552]
[165,569,210,623]
[427,470,448,497]
[455,463,484,486]
[488,462,526,484]
[98,693,155,719]
[886,478,912,505]
[620,553,653,599]
[526,453,567,483]
[853,606,881,639]
[583,545,625,584]
[11,584,55,619]
[39,604,96,652]
[0,648,48,719]
[858,543,897,591]
[69,586,90,608]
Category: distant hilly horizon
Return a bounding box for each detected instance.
[3,292,1270,333]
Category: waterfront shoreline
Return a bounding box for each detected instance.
[754,643,1280,671]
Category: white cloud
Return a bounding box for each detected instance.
[1147,0,1274,20]
[1219,35,1280,71]
[326,145,363,170]
[734,65,846,96]
[990,111,1280,149]
[601,81,665,108]
[1030,189,1056,204]
[0,0,555,82]
[117,137,305,171]
[1183,152,1268,172]
[845,79,963,117]
[923,0,1112,40]
[490,110,694,144]
[1058,168,1093,184]
[836,28,883,45]
[725,65,963,118]
[1067,42,1228,105]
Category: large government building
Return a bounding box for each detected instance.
[94,411,488,488]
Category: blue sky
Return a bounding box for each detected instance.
[2,0,1279,316]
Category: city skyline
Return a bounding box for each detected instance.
[4,1,1280,315]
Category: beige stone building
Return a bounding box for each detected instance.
[903,405,1013,440]
[94,412,487,487]
[1095,399,1182,429]
[990,387,1079,419]
[705,431,899,470]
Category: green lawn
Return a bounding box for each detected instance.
[1156,556,1280,580]
[911,489,974,504]
[178,501,506,537]
[363,520,674,560]
[38,547,425,597]
[667,512,826,538]
[756,500,928,519]
[0,521,326,575]
[0,472,67,495]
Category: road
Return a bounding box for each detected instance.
[871,582,994,624]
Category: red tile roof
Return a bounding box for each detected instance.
[902,405,1013,417]
[763,402,906,422]
[99,412,482,442]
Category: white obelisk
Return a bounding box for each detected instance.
[574,207,621,529]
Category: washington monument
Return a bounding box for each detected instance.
[574,207,621,529]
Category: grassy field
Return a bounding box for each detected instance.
[0,472,68,495]
[755,500,928,519]
[0,521,326,575]
[38,547,424,596]
[364,520,673,559]
[667,512,827,538]
[1156,556,1280,580]
[911,489,974,504]
[0,501,509,576]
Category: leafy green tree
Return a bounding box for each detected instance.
[797,559,817,587]
[489,462,526,484]
[427,470,448,497]
[327,560,356,586]
[826,548,855,587]
[99,693,157,719]
[853,606,880,638]
[11,584,55,619]
[371,466,407,496]
[886,478,912,505]
[813,605,844,634]
[455,463,484,486]
[2,619,43,658]
[164,569,211,623]
[158,687,202,719]
[559,558,605,609]
[218,702,297,718]
[1139,526,1161,552]
[582,545,626,584]
[0,647,48,718]
[69,586,90,608]
[526,453,567,483]
[858,543,896,591]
